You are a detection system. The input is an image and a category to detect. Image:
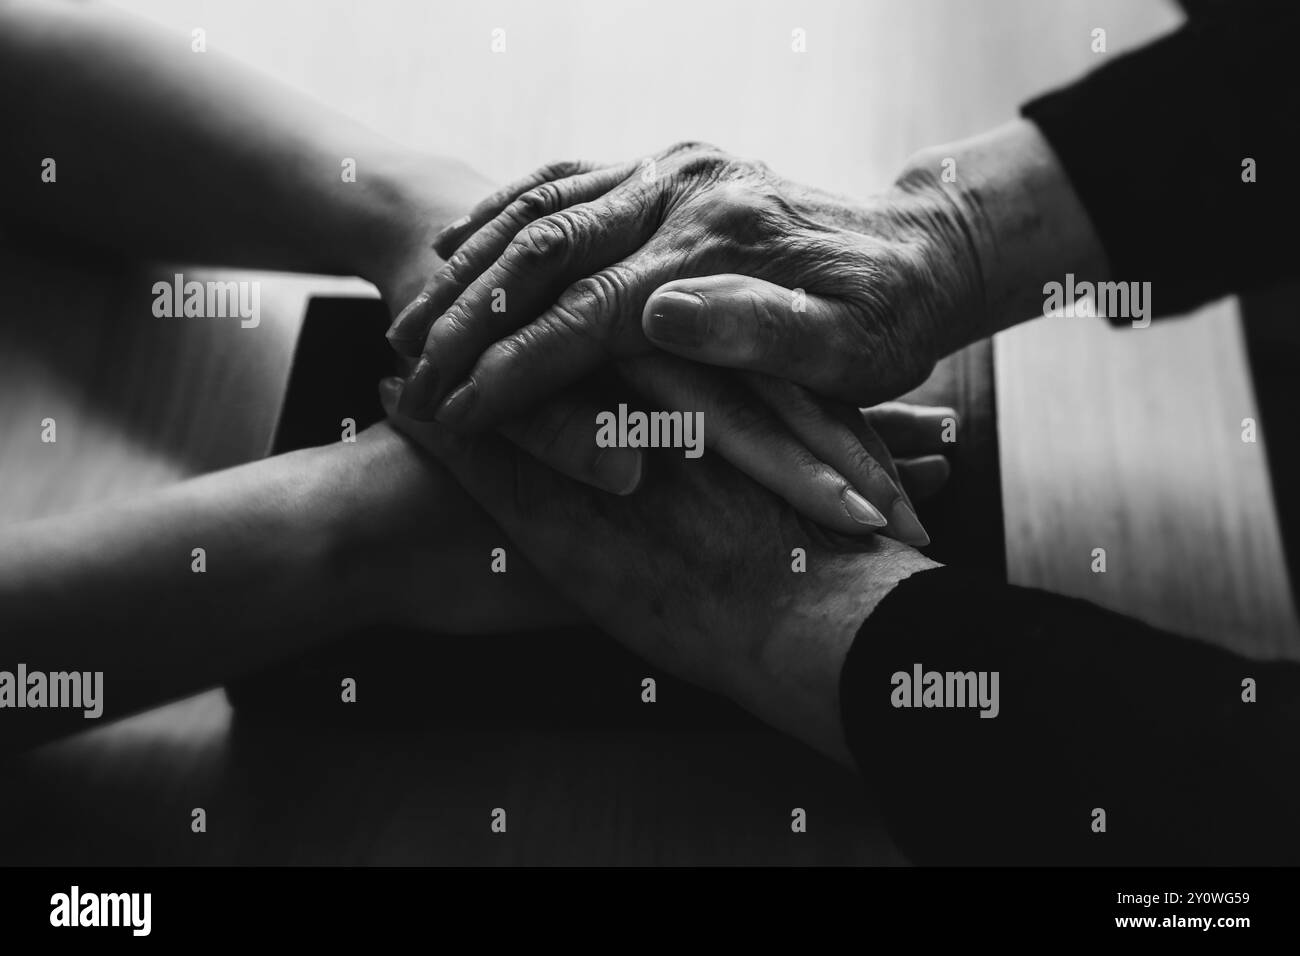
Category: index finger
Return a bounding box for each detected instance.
[399,193,654,423]
[430,159,608,259]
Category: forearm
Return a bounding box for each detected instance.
[0,0,478,298]
[0,426,560,752]
[0,443,358,749]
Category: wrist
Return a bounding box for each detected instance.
[742,537,941,767]
[313,423,580,635]
[338,150,441,306]
[314,423,497,633]
[885,158,992,357]
[896,119,1109,340]
[345,152,493,315]
[307,430,407,632]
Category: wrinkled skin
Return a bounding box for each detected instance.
[389,141,984,427]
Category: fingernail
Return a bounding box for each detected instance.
[386,331,425,357]
[387,294,428,345]
[400,357,438,417]
[645,291,705,347]
[890,498,930,547]
[432,215,472,252]
[434,379,476,426]
[842,486,887,528]
[378,376,404,412]
[389,292,428,330]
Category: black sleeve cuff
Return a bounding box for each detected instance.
[1020,2,1300,319]
[840,565,1300,864]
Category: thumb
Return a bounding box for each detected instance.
[641,274,851,397]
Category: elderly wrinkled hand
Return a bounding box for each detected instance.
[388,142,982,426]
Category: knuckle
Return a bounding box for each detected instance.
[665,139,721,158]
[552,205,595,234]
[437,305,473,339]
[516,181,563,218]
[568,276,616,316]
[840,437,883,481]
[441,253,472,286]
[673,151,732,184]
[547,298,611,352]
[571,267,628,314]
[792,452,833,488]
[699,183,781,241]
[488,330,530,363]
[506,215,573,266]
[557,264,638,348]
[540,159,583,180]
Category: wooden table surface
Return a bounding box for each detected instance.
[1,0,1295,866]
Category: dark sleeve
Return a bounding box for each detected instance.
[840,565,1300,865]
[1020,0,1300,318]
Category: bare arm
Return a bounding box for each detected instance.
[0,425,576,753]
[0,0,489,309]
